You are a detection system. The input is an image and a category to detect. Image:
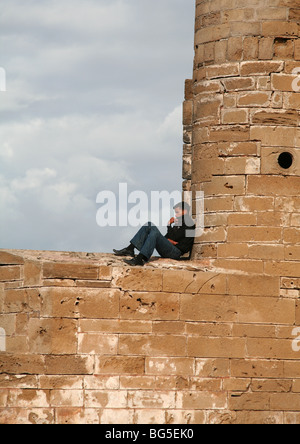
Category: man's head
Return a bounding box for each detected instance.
[173,201,191,219]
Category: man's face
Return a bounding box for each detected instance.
[174,207,187,219]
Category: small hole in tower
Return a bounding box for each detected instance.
[274,37,289,45]
[278,152,293,169]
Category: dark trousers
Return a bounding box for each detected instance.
[130,222,182,261]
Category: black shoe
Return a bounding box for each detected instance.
[124,256,145,267]
[113,247,135,258]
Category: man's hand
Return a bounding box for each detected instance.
[167,217,178,226]
[167,239,179,246]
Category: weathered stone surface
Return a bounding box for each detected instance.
[3,0,300,425]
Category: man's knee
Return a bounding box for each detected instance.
[146,221,157,227]
[145,222,160,237]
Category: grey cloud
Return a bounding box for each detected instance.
[0,0,195,253]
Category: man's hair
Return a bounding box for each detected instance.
[173,201,191,213]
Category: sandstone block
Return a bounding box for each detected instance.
[24,261,42,287]
[233,324,275,339]
[99,265,112,281]
[119,334,186,357]
[95,356,145,375]
[259,38,274,60]
[128,390,175,409]
[272,73,298,91]
[0,314,16,336]
[222,108,249,124]
[7,389,50,408]
[238,297,295,325]
[227,213,257,226]
[120,291,179,321]
[243,36,259,60]
[195,358,230,378]
[187,337,246,359]
[78,333,118,355]
[270,393,300,411]
[214,40,227,64]
[0,251,24,265]
[40,287,120,319]
[119,376,155,390]
[28,318,77,354]
[234,196,274,212]
[177,391,227,410]
[43,263,98,280]
[197,227,226,243]
[248,175,300,196]
[249,244,285,261]
[257,7,287,21]
[227,36,243,61]
[180,294,238,323]
[209,126,250,142]
[237,91,271,107]
[251,379,292,393]
[295,39,300,61]
[212,259,264,274]
[183,100,193,125]
[252,110,299,126]
[217,243,249,259]
[162,270,226,295]
[264,261,300,277]
[85,390,127,409]
[231,359,284,378]
[240,61,283,76]
[201,175,246,196]
[247,338,297,360]
[4,289,41,314]
[44,355,94,375]
[40,375,84,390]
[56,408,99,425]
[195,96,222,121]
[223,8,255,23]
[79,319,151,334]
[206,63,239,79]
[195,24,231,45]
[228,392,270,411]
[274,38,294,59]
[262,21,298,38]
[0,266,21,282]
[227,226,281,243]
[222,77,255,91]
[114,268,163,292]
[131,409,165,425]
[0,355,45,375]
[50,390,83,408]
[228,275,280,297]
[285,246,300,261]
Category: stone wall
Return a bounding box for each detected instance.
[2,0,300,426]
[183,0,300,264]
[1,249,300,424]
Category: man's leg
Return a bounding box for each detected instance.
[133,223,181,261]
[114,222,156,259]
[155,235,182,260]
[130,222,155,254]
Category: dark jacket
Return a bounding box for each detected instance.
[165,215,196,255]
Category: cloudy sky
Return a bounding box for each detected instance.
[0,0,195,253]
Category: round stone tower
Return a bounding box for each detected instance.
[183,0,300,270]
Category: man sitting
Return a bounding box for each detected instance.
[113,201,195,267]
